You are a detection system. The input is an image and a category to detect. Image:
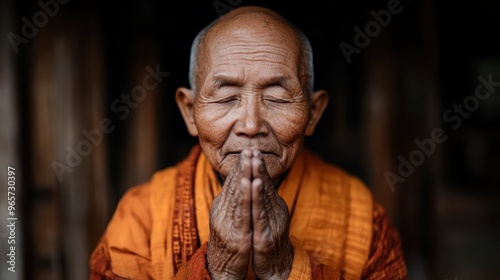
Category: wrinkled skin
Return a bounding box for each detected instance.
[207,149,292,279]
[175,6,329,279]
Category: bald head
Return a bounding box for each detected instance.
[189,6,314,94]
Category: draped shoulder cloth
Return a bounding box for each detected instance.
[90,146,408,279]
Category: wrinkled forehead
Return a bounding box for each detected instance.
[201,12,302,70]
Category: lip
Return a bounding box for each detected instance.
[225,150,278,157]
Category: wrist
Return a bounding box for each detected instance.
[275,240,294,279]
[278,243,294,280]
[255,241,294,280]
[206,244,247,280]
[208,270,247,280]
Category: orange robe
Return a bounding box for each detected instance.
[90,146,408,279]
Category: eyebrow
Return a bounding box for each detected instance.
[258,76,293,89]
[212,75,294,89]
[212,76,243,88]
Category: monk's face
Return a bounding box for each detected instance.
[177,13,328,180]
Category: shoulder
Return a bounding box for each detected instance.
[102,165,180,255]
[362,203,408,279]
[115,166,178,213]
[89,166,179,279]
[303,149,373,202]
[292,149,376,277]
[104,166,177,242]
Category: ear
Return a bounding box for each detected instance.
[305,89,329,136]
[175,87,199,136]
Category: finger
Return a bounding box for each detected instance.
[251,154,261,179]
[251,178,270,236]
[251,151,272,182]
[241,149,252,180]
[252,157,276,200]
[251,161,288,231]
[221,152,251,214]
[224,148,250,187]
[252,149,261,159]
[220,150,249,202]
[242,148,253,158]
[232,177,252,234]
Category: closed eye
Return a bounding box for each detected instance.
[265,98,289,103]
[214,96,238,103]
[263,83,292,104]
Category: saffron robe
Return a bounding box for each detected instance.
[90,146,408,279]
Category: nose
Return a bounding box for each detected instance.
[233,96,269,137]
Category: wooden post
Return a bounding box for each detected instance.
[29,11,110,280]
[363,32,399,221]
[119,40,161,194]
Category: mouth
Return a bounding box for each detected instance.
[225,150,278,157]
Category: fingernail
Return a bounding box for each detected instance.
[253,149,261,157]
[242,149,251,157]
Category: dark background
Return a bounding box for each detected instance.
[1,0,499,279]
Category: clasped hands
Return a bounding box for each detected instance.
[207,149,293,279]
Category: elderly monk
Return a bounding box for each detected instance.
[90,6,408,280]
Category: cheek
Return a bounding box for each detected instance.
[194,104,233,147]
[194,104,236,174]
[263,103,310,178]
[267,104,310,145]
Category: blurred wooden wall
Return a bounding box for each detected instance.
[13,3,164,278]
[26,11,110,280]
[119,40,161,194]
[363,1,441,277]
[363,0,438,209]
